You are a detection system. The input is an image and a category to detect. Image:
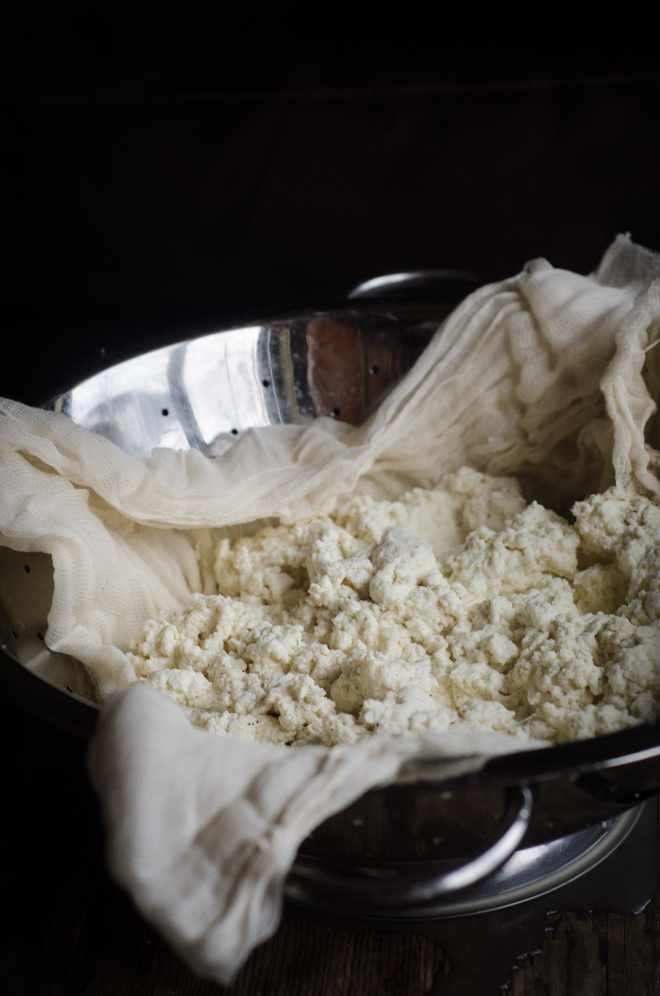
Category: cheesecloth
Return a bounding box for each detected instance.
[2,234,660,982]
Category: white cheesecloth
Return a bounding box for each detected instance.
[2,234,660,981]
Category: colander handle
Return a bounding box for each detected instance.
[284,784,533,913]
[346,269,491,300]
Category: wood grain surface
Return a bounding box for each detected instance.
[3,21,660,995]
[2,701,659,996]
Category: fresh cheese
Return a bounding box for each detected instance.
[128,469,660,747]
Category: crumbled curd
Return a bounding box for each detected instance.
[128,469,660,746]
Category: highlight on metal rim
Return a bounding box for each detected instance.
[347,269,491,299]
[284,784,533,911]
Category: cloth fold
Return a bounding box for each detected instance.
[3,234,660,981]
[87,684,532,981]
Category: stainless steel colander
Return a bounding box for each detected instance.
[2,270,660,917]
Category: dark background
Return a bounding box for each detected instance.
[3,9,660,404]
[3,8,660,994]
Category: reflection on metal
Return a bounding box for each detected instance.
[0,547,99,708]
[287,785,533,912]
[285,801,642,918]
[2,274,660,910]
[2,305,447,707]
[347,269,492,300]
[44,311,438,459]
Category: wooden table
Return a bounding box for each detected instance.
[3,29,660,995]
[2,698,659,996]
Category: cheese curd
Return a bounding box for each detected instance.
[128,469,660,747]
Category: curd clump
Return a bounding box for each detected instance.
[128,469,660,746]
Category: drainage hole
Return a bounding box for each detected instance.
[24,564,30,573]
[161,408,169,416]
[262,379,270,388]
[37,632,44,641]
[231,428,239,435]
[331,408,341,418]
